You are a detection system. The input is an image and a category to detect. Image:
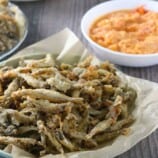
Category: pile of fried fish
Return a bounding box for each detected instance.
[0,55,136,156]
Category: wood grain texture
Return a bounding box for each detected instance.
[12,0,158,157]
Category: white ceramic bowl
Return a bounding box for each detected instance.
[81,0,158,67]
[0,3,28,61]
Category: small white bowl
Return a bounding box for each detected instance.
[0,3,28,61]
[81,0,158,67]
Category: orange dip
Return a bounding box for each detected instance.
[89,7,158,54]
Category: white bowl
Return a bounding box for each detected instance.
[0,3,28,61]
[81,0,158,67]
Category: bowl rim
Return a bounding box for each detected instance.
[0,150,12,158]
[0,2,28,61]
[81,0,158,58]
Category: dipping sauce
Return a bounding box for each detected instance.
[89,7,158,54]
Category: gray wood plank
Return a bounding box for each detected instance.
[11,0,158,157]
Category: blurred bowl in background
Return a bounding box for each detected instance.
[0,2,28,61]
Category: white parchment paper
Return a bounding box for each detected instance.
[1,28,158,158]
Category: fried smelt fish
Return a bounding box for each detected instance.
[62,114,98,148]
[8,110,35,125]
[18,73,47,88]
[4,78,19,96]
[23,54,55,68]
[17,126,38,135]
[37,120,64,154]
[86,118,114,139]
[32,67,56,79]
[1,67,31,80]
[0,109,35,126]
[0,81,3,95]
[94,130,122,143]
[0,0,8,6]
[78,56,93,68]
[0,55,137,156]
[110,116,134,131]
[12,89,83,103]
[0,136,42,150]
[56,130,77,151]
[47,73,72,92]
[24,97,74,113]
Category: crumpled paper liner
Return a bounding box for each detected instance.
[1,28,158,158]
[4,145,35,158]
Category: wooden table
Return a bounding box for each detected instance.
[12,0,158,157]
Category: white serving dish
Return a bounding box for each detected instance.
[81,0,158,67]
